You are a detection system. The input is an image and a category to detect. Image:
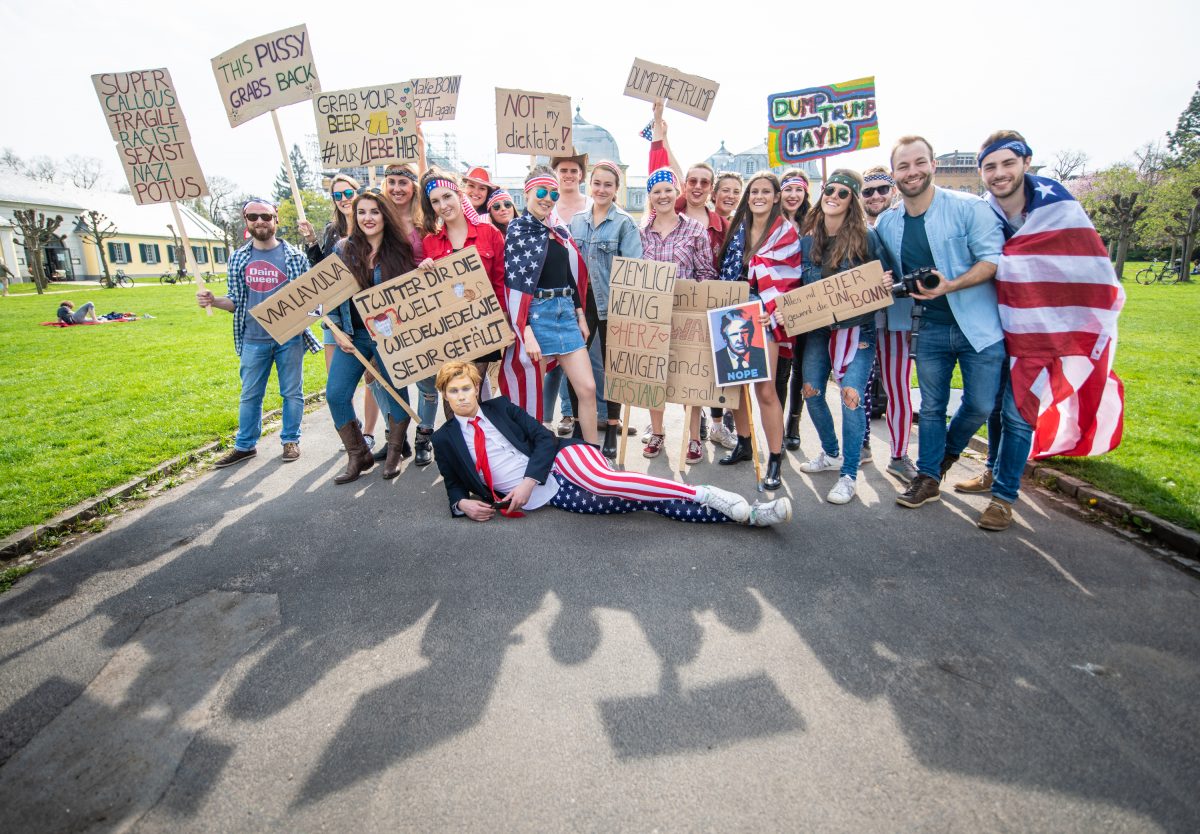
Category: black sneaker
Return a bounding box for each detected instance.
[214,448,256,468]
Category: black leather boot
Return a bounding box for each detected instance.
[784,413,802,451]
[414,426,434,467]
[762,452,784,490]
[718,435,753,465]
[601,423,620,459]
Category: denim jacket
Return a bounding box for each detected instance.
[874,187,1004,351]
[324,244,377,339]
[569,203,643,318]
[798,228,894,331]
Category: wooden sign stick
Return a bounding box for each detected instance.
[679,406,692,475]
[271,110,307,225]
[743,386,764,490]
[618,403,632,469]
[171,200,211,316]
[323,316,419,423]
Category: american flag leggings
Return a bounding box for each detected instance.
[877,328,914,458]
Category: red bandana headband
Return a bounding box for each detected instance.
[525,175,559,193]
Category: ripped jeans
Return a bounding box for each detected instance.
[801,324,878,479]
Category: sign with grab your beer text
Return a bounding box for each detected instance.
[352,247,513,386]
[667,280,746,408]
[776,260,893,337]
[605,257,676,409]
[314,82,416,168]
[212,24,320,127]
[248,254,358,344]
[495,88,573,156]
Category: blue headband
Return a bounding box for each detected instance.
[978,139,1032,168]
[646,167,677,193]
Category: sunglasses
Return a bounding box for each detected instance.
[244,212,275,222]
[490,201,515,211]
[534,188,560,202]
[862,184,892,198]
[823,186,852,200]
[357,186,383,196]
[331,189,355,201]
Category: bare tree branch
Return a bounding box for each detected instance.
[64,155,105,189]
[1050,149,1089,181]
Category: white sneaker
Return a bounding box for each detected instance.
[826,475,856,504]
[640,424,654,444]
[695,484,751,523]
[707,423,738,450]
[748,497,792,527]
[799,452,842,473]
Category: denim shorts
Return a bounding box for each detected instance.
[528,295,585,356]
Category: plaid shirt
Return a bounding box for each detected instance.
[224,240,321,356]
[640,214,716,280]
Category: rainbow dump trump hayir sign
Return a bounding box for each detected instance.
[767,77,879,167]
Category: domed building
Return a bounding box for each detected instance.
[706,140,821,182]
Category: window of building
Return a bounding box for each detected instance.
[107,242,131,264]
[192,245,209,265]
[139,243,161,264]
[214,247,228,264]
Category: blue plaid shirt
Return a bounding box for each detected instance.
[224,239,321,356]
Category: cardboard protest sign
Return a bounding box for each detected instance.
[495,88,573,156]
[212,24,320,127]
[767,77,879,167]
[666,280,746,408]
[92,68,208,206]
[410,75,461,121]
[776,260,893,337]
[624,58,720,121]
[313,83,416,168]
[605,258,676,409]
[351,247,513,386]
[709,302,772,387]
[248,254,358,344]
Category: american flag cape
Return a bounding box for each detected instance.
[986,174,1125,458]
[498,212,589,420]
[747,216,804,342]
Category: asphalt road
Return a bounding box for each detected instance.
[1,397,1197,833]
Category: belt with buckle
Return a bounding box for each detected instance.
[533,287,574,299]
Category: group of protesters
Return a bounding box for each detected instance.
[197,100,1123,534]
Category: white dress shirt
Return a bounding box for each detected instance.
[455,412,559,510]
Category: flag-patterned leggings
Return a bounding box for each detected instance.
[548,444,728,523]
[878,329,914,458]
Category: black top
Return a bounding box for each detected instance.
[537,239,582,309]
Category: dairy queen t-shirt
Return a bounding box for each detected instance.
[241,242,291,343]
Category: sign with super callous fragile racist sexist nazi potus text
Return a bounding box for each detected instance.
[605,257,676,410]
[248,254,358,344]
[777,259,893,337]
[212,24,320,127]
[313,82,416,168]
[666,279,747,408]
[92,68,208,206]
[495,88,573,156]
[352,247,513,386]
[624,58,720,121]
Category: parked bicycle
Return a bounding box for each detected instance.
[100,269,134,289]
[160,268,189,285]
[1134,259,1181,286]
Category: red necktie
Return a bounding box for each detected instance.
[469,416,523,518]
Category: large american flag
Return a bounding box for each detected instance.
[987,174,1125,458]
[747,216,804,342]
[498,212,589,420]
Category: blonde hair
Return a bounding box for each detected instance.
[435,361,482,393]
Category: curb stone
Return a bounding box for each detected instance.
[0,390,327,561]
[966,436,1200,573]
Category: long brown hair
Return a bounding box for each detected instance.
[780,168,812,230]
[717,171,784,270]
[418,167,461,236]
[384,162,424,234]
[328,173,361,239]
[341,190,416,291]
[801,169,868,267]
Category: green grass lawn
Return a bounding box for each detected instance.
[0,282,327,539]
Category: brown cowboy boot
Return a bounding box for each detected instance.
[334,421,375,485]
[381,418,411,479]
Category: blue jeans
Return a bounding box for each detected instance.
[235,337,305,451]
[802,325,877,478]
[415,376,439,430]
[914,320,1005,480]
[327,331,410,430]
[990,369,1035,504]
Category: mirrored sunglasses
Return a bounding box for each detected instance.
[535,188,560,202]
[331,189,356,201]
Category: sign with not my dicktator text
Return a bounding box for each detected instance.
[605,257,676,409]
[352,247,514,386]
[776,260,892,337]
[624,58,720,121]
[495,88,573,155]
[767,76,878,167]
[92,68,208,206]
[314,83,416,168]
[212,24,320,127]
[410,75,461,120]
[666,280,746,409]
[248,254,358,344]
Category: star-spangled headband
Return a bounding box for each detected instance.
[525,175,559,193]
[826,172,861,196]
[424,178,459,197]
[486,190,514,210]
[780,176,808,190]
[646,167,677,193]
[978,139,1033,167]
[385,166,419,183]
[864,172,895,185]
[591,160,621,180]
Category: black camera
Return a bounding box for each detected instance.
[892,266,940,298]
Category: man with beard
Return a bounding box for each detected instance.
[197,198,319,467]
[875,137,1005,509]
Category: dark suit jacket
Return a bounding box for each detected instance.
[432,396,588,517]
[715,345,769,385]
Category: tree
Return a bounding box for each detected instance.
[0,148,22,174]
[10,209,66,294]
[23,156,56,183]
[1166,81,1200,168]
[77,210,119,285]
[276,189,332,248]
[1050,149,1088,181]
[1134,140,1168,186]
[1097,193,1147,280]
[64,155,105,189]
[272,144,314,204]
